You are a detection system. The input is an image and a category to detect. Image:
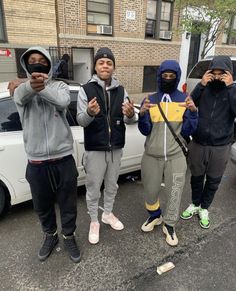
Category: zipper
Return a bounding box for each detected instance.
[103,88,112,150]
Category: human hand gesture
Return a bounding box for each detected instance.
[30,72,48,92]
[221,71,233,86]
[201,70,214,86]
[139,96,155,116]
[179,96,197,112]
[122,99,135,118]
[87,97,100,116]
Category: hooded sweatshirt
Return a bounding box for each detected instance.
[191,55,236,146]
[138,60,198,160]
[14,46,73,160]
[77,74,136,151]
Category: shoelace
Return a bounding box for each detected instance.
[200,209,208,219]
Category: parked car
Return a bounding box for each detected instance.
[183,56,236,94]
[0,82,145,217]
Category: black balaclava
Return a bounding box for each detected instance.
[160,70,177,94]
[208,79,226,91]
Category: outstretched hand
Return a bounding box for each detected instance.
[122,99,135,118]
[87,97,100,116]
[139,96,155,116]
[179,96,197,112]
[30,72,48,92]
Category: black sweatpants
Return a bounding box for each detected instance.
[26,155,78,236]
[188,141,231,209]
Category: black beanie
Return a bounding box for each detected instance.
[94,47,115,67]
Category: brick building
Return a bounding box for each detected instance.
[0,0,236,96]
[0,0,57,81]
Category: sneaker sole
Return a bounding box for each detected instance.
[199,221,210,229]
[180,211,200,220]
[70,253,81,263]
[141,217,163,232]
[101,218,124,230]
[38,238,59,262]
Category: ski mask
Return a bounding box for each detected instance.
[27,63,50,74]
[208,79,226,91]
[160,78,177,93]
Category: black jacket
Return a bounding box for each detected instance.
[191,56,236,146]
[83,82,126,151]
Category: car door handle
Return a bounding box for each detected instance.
[0,146,5,151]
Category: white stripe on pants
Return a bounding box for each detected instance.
[83,149,122,221]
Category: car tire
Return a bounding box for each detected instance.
[0,186,8,218]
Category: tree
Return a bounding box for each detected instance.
[176,0,236,59]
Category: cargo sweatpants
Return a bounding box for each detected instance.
[141,153,187,227]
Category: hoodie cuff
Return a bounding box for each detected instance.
[25,80,36,94]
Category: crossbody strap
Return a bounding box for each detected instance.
[157,101,188,157]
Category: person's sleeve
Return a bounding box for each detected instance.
[13,80,36,106]
[190,82,206,106]
[123,89,138,124]
[181,109,198,138]
[138,98,153,136]
[38,81,70,111]
[228,84,236,116]
[76,86,95,127]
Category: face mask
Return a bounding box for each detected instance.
[27,63,50,74]
[208,79,226,91]
[160,78,176,93]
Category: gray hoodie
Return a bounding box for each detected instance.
[14,46,73,160]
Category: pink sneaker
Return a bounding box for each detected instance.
[101,212,124,230]
[88,222,100,244]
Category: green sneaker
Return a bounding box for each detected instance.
[180,203,200,220]
[198,208,210,229]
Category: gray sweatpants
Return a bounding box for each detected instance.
[82,149,122,221]
[141,153,187,227]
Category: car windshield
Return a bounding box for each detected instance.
[0,98,22,132]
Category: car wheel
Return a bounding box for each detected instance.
[0,186,9,218]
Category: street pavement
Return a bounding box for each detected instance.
[0,160,236,291]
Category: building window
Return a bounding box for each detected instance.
[145,0,173,40]
[143,66,159,92]
[87,0,112,35]
[0,0,7,42]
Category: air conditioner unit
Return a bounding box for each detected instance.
[97,25,112,35]
[159,30,172,40]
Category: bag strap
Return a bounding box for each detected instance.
[157,101,188,156]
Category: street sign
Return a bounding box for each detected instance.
[0,49,12,57]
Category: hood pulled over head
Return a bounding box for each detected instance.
[20,46,52,78]
[157,60,181,94]
[208,55,233,75]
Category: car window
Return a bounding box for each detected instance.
[188,61,210,79]
[0,98,22,132]
[67,90,79,126]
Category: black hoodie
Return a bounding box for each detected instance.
[191,55,236,146]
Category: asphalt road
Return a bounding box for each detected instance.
[0,161,236,291]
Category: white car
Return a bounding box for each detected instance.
[0,82,145,217]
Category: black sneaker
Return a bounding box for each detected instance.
[163,224,178,246]
[38,231,59,261]
[63,234,81,263]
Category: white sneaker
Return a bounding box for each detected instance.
[101,212,124,230]
[141,216,163,232]
[88,222,100,244]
